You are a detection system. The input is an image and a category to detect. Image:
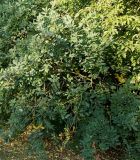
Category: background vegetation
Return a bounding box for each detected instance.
[0,0,140,159]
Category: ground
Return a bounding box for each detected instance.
[0,138,83,160]
[0,126,124,160]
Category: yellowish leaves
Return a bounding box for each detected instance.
[59,127,76,150]
[115,73,126,84]
[32,124,45,130]
[0,138,3,145]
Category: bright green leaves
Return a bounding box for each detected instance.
[100,1,140,76]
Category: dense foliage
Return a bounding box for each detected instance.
[0,0,140,159]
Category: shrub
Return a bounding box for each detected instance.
[0,0,140,159]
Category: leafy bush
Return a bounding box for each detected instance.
[0,0,140,159]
